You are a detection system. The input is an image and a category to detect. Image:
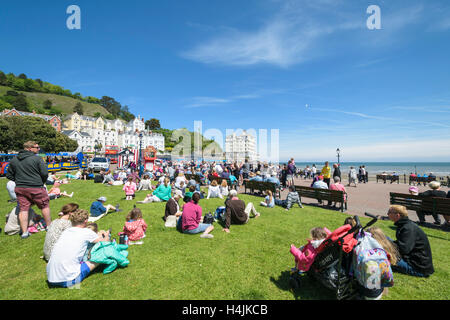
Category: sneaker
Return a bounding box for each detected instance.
[200,233,214,239]
[21,232,30,239]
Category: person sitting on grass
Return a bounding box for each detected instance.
[387,205,434,278]
[222,190,260,234]
[123,177,137,201]
[290,227,331,274]
[260,190,275,208]
[177,192,214,239]
[89,197,120,218]
[219,180,230,198]
[43,203,79,261]
[164,189,183,222]
[137,177,172,203]
[274,185,304,211]
[207,179,223,199]
[122,207,148,242]
[4,205,38,236]
[46,209,110,288]
[137,174,152,191]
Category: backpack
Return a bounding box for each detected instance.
[203,212,214,225]
[94,174,103,183]
[214,206,226,222]
[352,234,394,290]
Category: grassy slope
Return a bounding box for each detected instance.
[0,85,110,117]
[0,177,448,300]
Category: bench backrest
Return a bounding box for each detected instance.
[185,173,201,183]
[244,180,277,193]
[208,175,232,185]
[294,185,344,202]
[390,192,450,215]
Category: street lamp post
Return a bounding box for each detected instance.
[94,139,99,157]
[138,132,143,178]
[336,148,341,164]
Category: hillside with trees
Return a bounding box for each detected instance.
[0,70,222,153]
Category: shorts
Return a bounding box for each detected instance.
[15,187,49,212]
[286,174,293,181]
[183,223,211,234]
[48,262,91,288]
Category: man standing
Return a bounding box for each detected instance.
[6,141,51,239]
[332,163,341,181]
[321,161,331,188]
[387,205,434,277]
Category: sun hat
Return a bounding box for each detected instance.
[173,189,183,198]
[98,196,107,202]
[409,186,419,193]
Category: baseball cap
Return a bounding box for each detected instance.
[98,196,107,202]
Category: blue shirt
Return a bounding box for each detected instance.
[90,201,107,217]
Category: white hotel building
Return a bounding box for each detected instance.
[62,113,165,153]
[225,130,258,163]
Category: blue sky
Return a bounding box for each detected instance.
[1,0,450,162]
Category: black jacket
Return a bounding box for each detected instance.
[224,199,248,229]
[394,217,434,276]
[6,150,48,188]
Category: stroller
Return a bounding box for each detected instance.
[289,213,379,300]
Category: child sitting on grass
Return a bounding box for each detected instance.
[122,207,148,243]
[290,227,332,274]
[123,177,137,200]
[260,190,275,208]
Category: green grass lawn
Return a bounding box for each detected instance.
[0,177,448,300]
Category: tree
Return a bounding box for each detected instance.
[43,99,53,110]
[18,73,27,80]
[73,102,84,115]
[12,94,29,111]
[145,118,161,130]
[0,71,7,86]
[0,116,78,152]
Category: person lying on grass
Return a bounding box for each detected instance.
[48,182,74,199]
[90,197,121,218]
[46,209,110,288]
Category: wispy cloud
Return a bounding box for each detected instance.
[184,96,232,108]
[181,1,360,68]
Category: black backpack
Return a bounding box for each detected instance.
[94,174,103,183]
[203,212,214,225]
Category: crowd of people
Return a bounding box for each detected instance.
[2,141,448,298]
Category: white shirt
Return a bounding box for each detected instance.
[207,185,223,199]
[46,227,98,283]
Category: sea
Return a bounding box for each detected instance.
[283,162,450,177]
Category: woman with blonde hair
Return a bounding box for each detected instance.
[367,227,400,266]
[207,179,222,199]
[137,177,172,203]
[219,179,229,198]
[260,190,275,208]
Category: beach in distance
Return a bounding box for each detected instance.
[279,162,450,176]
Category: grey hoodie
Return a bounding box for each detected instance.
[6,150,48,188]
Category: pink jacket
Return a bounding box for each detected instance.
[123,182,137,196]
[123,219,148,241]
[290,228,332,272]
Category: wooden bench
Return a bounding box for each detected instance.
[243,180,280,198]
[185,173,202,184]
[390,192,450,218]
[208,175,237,189]
[409,176,437,186]
[376,175,400,184]
[294,185,347,212]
